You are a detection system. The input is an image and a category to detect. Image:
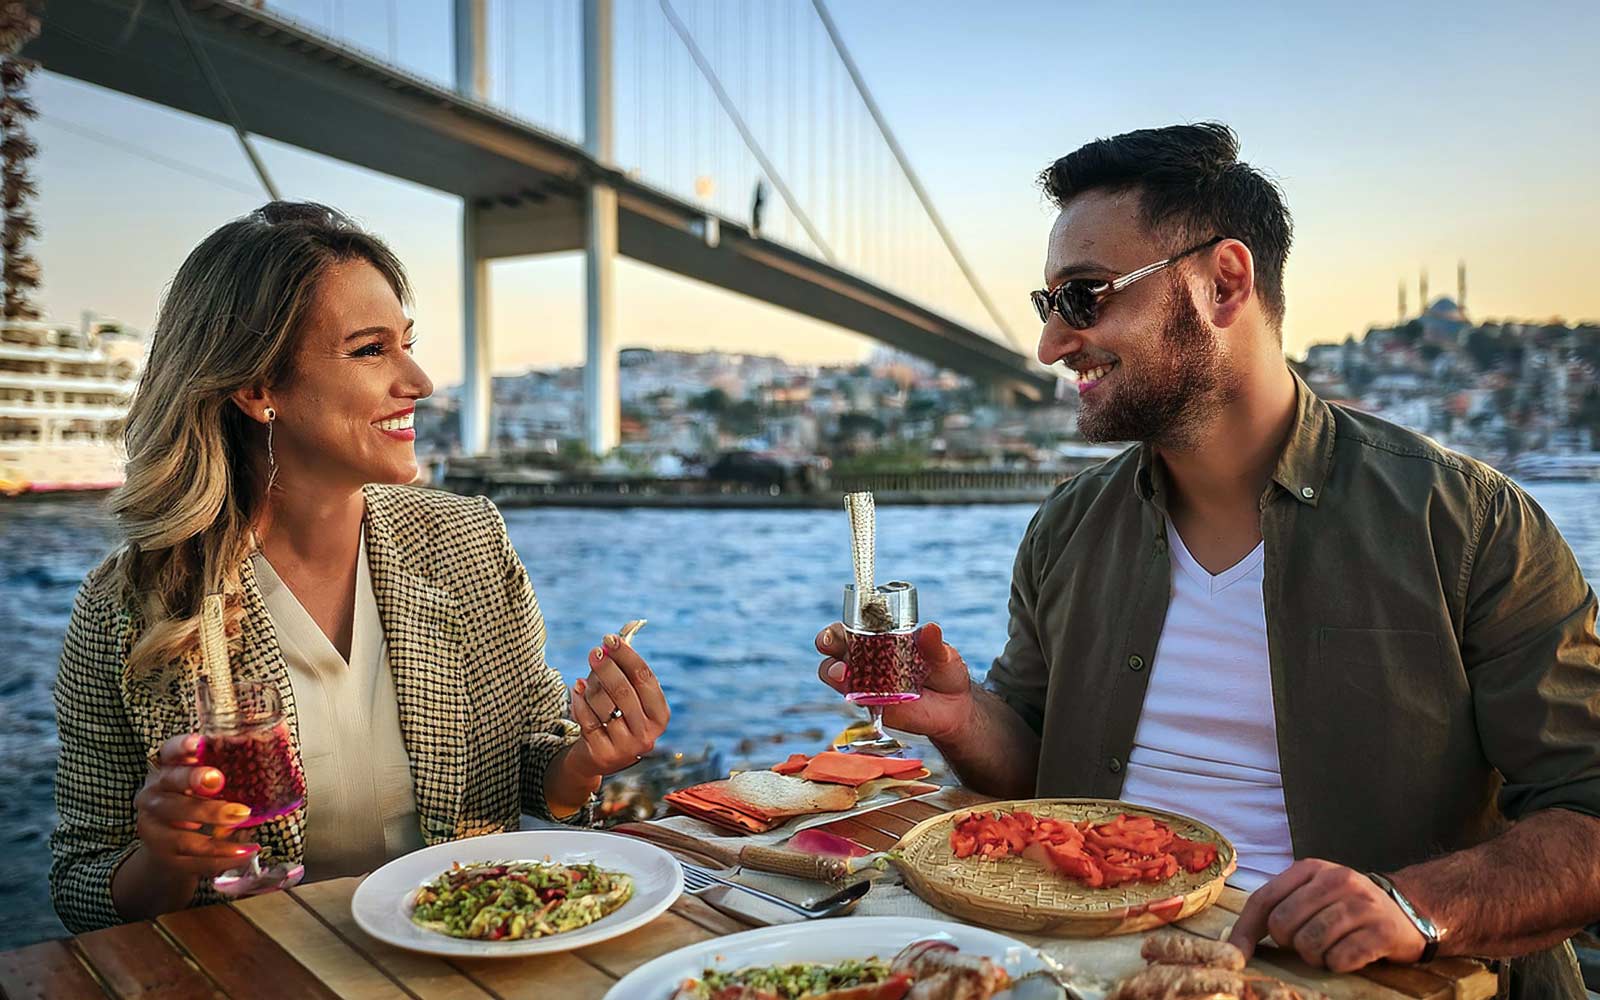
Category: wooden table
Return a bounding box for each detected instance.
[0,789,1498,1000]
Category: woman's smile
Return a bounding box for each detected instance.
[373,407,415,441]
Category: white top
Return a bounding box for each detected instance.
[1116,520,1294,892]
[251,530,425,880]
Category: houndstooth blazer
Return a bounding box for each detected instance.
[50,484,592,933]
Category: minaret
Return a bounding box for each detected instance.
[1419,269,1429,312]
[1457,260,1466,314]
[1398,280,1407,322]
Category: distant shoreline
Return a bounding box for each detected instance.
[480,489,1055,509]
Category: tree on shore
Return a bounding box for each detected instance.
[0,1,43,322]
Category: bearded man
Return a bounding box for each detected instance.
[814,123,1600,998]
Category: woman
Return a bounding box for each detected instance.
[49,202,669,932]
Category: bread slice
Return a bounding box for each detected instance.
[724,770,857,819]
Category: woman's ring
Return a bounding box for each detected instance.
[608,707,624,721]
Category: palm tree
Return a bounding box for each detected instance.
[0,1,42,322]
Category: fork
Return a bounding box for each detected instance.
[680,861,870,919]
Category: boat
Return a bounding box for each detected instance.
[0,316,144,494]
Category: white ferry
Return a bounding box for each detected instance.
[0,316,145,495]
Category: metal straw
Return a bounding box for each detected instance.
[843,491,891,629]
[199,593,237,717]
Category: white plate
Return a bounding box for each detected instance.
[603,915,1045,1000]
[351,830,683,957]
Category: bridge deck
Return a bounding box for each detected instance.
[31,0,1051,395]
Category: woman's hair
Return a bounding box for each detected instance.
[110,201,411,677]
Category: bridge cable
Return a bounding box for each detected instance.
[503,0,513,108]
[545,0,556,124]
[39,115,261,196]
[809,0,1025,351]
[658,0,836,262]
[636,0,646,172]
[806,12,817,254]
[165,0,281,200]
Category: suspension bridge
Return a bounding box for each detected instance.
[28,0,1053,455]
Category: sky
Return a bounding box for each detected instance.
[25,0,1600,388]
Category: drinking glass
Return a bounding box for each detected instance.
[196,677,307,896]
[837,581,927,755]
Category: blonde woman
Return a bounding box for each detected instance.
[49,202,669,931]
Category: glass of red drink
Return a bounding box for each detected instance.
[196,678,307,896]
[839,581,926,754]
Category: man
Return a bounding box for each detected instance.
[815,123,1600,998]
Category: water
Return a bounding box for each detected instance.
[3,484,1598,950]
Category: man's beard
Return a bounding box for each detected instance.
[1075,283,1225,449]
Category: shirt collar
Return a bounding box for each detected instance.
[1270,369,1336,507]
[1133,368,1336,509]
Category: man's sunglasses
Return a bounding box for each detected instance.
[1030,236,1227,330]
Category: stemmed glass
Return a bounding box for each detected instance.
[196,677,308,896]
[837,581,927,755]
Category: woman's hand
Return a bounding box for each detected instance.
[570,633,671,773]
[132,734,259,878]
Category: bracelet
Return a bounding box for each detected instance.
[1367,871,1443,963]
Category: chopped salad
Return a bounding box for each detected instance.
[410,860,633,941]
[674,958,898,999]
[672,940,1014,1000]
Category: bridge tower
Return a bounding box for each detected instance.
[583,0,620,456]
[455,0,491,455]
[453,0,619,458]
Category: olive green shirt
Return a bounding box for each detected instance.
[986,373,1600,999]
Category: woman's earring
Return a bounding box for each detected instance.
[264,407,278,492]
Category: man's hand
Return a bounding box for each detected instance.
[1228,859,1427,973]
[815,621,974,743]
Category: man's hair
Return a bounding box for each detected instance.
[1039,122,1292,329]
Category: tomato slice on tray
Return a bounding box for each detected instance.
[951,809,1216,890]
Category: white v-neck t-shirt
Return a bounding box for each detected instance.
[1115,520,1295,891]
[251,530,425,880]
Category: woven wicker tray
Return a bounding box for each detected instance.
[891,797,1237,937]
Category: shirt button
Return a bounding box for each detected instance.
[1127,654,1145,671]
[1107,757,1123,774]
[1300,486,1316,499]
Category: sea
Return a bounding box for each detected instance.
[2,485,1597,950]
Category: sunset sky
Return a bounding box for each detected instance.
[26,0,1600,387]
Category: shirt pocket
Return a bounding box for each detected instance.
[1317,627,1448,727]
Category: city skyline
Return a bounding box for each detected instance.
[23,0,1600,387]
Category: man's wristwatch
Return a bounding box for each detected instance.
[1367,871,1444,963]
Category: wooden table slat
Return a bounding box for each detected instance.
[847,810,920,838]
[232,890,411,999]
[74,922,225,1000]
[289,881,496,1000]
[923,786,994,811]
[1413,958,1499,1000]
[445,953,613,1000]
[574,911,714,980]
[668,895,759,938]
[0,939,109,1000]
[1346,962,1458,1000]
[810,817,899,851]
[158,903,341,1000]
[873,799,950,824]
